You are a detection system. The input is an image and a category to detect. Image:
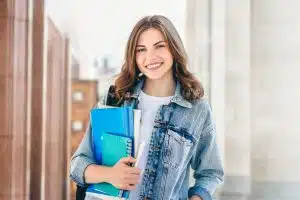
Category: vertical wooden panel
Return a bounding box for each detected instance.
[0,0,31,200]
[11,15,28,200]
[0,0,27,19]
[0,1,7,18]
[1,0,72,199]
[1,0,73,199]
[44,18,68,200]
[30,0,46,199]
[0,12,12,200]
[63,38,72,200]
[45,19,56,200]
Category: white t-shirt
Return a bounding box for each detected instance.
[129,91,173,200]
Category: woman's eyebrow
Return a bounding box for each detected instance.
[136,40,166,47]
[153,40,166,46]
[136,44,145,48]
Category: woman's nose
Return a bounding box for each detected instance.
[145,49,156,61]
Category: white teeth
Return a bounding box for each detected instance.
[146,63,161,69]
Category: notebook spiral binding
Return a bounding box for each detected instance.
[117,140,133,199]
[126,140,133,156]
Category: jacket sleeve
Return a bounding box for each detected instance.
[69,122,96,186]
[188,102,224,200]
[69,97,108,186]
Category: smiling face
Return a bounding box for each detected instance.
[135,28,174,81]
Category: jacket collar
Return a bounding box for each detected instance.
[131,77,192,109]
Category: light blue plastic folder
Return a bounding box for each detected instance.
[89,132,133,197]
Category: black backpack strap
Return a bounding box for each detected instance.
[105,85,119,107]
[76,185,87,200]
[76,85,119,200]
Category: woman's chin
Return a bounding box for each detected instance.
[144,72,172,81]
[144,74,164,80]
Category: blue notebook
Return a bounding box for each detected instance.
[88,106,135,198]
[88,132,133,197]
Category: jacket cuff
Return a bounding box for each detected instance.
[70,157,96,186]
[188,186,212,200]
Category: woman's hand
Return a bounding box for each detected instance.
[109,157,141,190]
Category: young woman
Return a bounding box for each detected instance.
[70,15,224,200]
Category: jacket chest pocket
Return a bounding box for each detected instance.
[162,128,195,169]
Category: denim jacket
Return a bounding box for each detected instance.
[70,78,224,200]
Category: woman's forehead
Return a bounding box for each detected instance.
[137,28,166,45]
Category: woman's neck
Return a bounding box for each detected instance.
[142,75,176,97]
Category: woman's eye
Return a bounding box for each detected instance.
[136,48,146,52]
[156,45,165,48]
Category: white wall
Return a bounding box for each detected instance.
[186,0,300,199]
[251,0,300,199]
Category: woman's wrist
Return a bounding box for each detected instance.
[84,164,113,184]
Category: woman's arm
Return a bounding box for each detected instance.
[69,102,141,189]
[70,98,111,186]
[69,122,98,186]
[69,122,141,189]
[188,102,224,200]
[84,157,141,190]
[83,162,111,184]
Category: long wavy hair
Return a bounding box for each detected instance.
[114,15,204,103]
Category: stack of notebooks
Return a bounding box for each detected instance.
[86,106,142,199]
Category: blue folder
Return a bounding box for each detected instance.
[90,106,134,163]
